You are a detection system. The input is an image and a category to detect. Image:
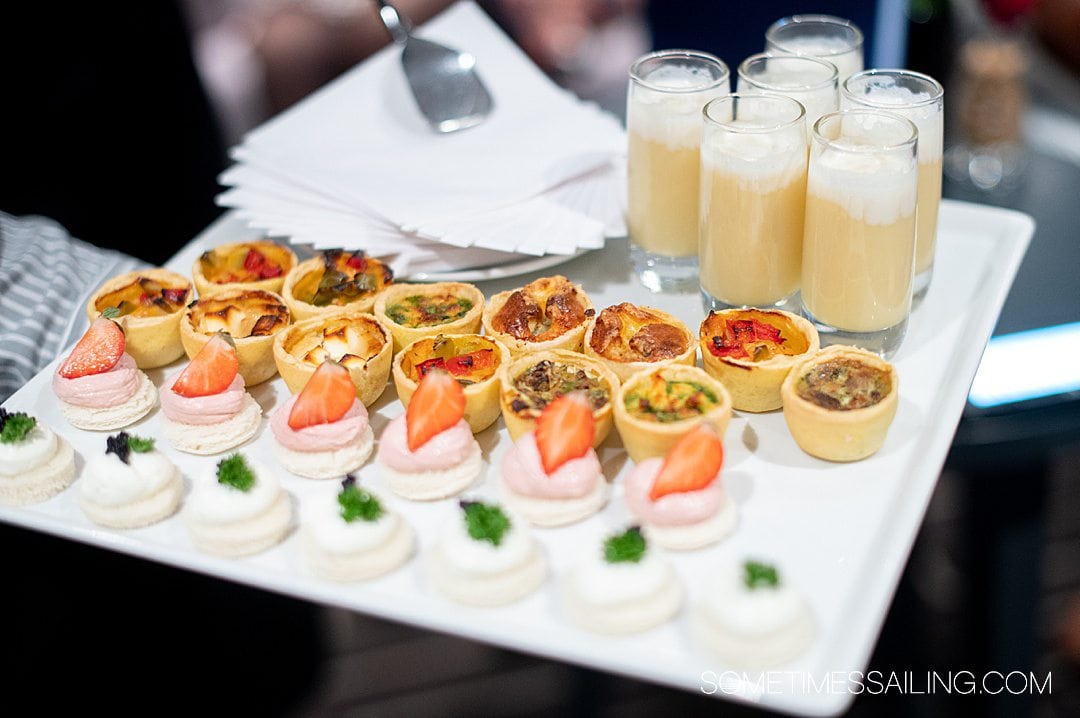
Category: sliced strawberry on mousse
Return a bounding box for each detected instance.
[171,333,239,398]
[534,392,594,475]
[288,360,356,430]
[406,369,465,451]
[58,315,126,379]
[648,424,724,500]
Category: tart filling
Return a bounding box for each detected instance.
[291,250,394,308]
[399,335,501,386]
[87,268,193,368]
[375,282,485,354]
[197,241,295,286]
[622,373,721,424]
[186,290,289,339]
[386,293,474,328]
[584,303,697,382]
[794,357,892,410]
[483,275,594,354]
[93,275,189,318]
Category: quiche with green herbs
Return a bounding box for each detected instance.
[374,282,485,354]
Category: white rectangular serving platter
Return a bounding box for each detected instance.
[0,200,1032,716]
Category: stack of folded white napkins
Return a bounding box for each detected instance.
[217,1,628,278]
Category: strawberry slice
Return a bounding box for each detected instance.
[534,392,594,475]
[171,333,239,397]
[406,369,465,451]
[59,316,126,378]
[648,424,724,500]
[288,360,356,429]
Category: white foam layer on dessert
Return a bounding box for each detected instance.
[0,424,56,475]
[187,458,281,524]
[701,129,806,190]
[701,565,807,637]
[629,68,725,148]
[439,508,533,576]
[80,451,176,507]
[808,144,916,224]
[570,547,672,606]
[844,84,943,160]
[303,487,399,554]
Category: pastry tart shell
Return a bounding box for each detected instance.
[86,268,192,369]
[191,240,297,297]
[480,281,593,356]
[373,282,485,355]
[583,307,698,384]
[282,256,385,322]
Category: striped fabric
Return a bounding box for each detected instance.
[0,211,145,403]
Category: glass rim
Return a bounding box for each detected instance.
[702,93,806,133]
[812,109,918,152]
[737,52,838,93]
[765,14,865,56]
[841,68,945,108]
[629,49,731,93]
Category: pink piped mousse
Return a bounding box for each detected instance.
[501,432,603,500]
[271,394,368,452]
[623,457,724,527]
[52,353,140,408]
[160,373,246,426]
[377,415,473,473]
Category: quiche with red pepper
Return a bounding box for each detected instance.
[283,250,395,321]
[392,333,510,433]
[583,303,697,383]
[86,268,193,368]
[781,345,898,462]
[192,240,297,296]
[374,282,485,354]
[481,275,594,355]
[699,308,820,412]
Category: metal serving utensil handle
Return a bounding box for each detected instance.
[375,0,412,45]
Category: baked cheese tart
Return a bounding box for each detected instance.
[781,345,898,462]
[498,349,620,448]
[192,240,297,296]
[373,282,484,354]
[283,250,394,321]
[273,308,393,407]
[699,308,820,413]
[87,268,192,369]
[614,365,732,462]
[584,303,697,383]
[392,333,510,433]
[180,288,290,386]
[481,275,594,355]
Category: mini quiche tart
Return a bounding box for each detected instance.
[86,268,192,368]
[781,345,899,462]
[392,333,510,433]
[283,250,394,321]
[192,240,297,296]
[499,349,621,448]
[180,288,290,386]
[373,282,484,354]
[273,308,393,407]
[481,275,594,355]
[583,303,698,383]
[699,308,820,413]
[614,365,733,462]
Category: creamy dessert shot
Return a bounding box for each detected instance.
[79,432,182,529]
[765,13,864,82]
[693,559,815,667]
[842,69,945,299]
[626,49,729,291]
[52,309,158,431]
[427,500,547,606]
[562,526,682,634]
[699,93,808,312]
[376,369,483,501]
[623,424,736,550]
[736,54,839,133]
[271,360,374,479]
[184,452,291,557]
[301,475,414,581]
[0,408,76,506]
[499,392,608,527]
[801,109,918,358]
[160,332,262,455]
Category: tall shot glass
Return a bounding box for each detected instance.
[699,94,808,312]
[801,110,918,358]
[765,14,864,83]
[737,53,839,135]
[842,70,945,300]
[627,50,730,292]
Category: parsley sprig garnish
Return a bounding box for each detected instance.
[743,560,781,590]
[0,408,36,444]
[460,500,511,546]
[603,526,647,564]
[338,475,383,523]
[216,453,256,492]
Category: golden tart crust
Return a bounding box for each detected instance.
[86,268,192,369]
[180,288,290,386]
[699,308,820,413]
[192,240,297,297]
[498,348,620,448]
[282,251,394,321]
[481,275,594,356]
[614,365,733,462]
[373,282,485,355]
[272,308,393,407]
[393,333,510,433]
[583,303,698,383]
[780,345,899,462]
